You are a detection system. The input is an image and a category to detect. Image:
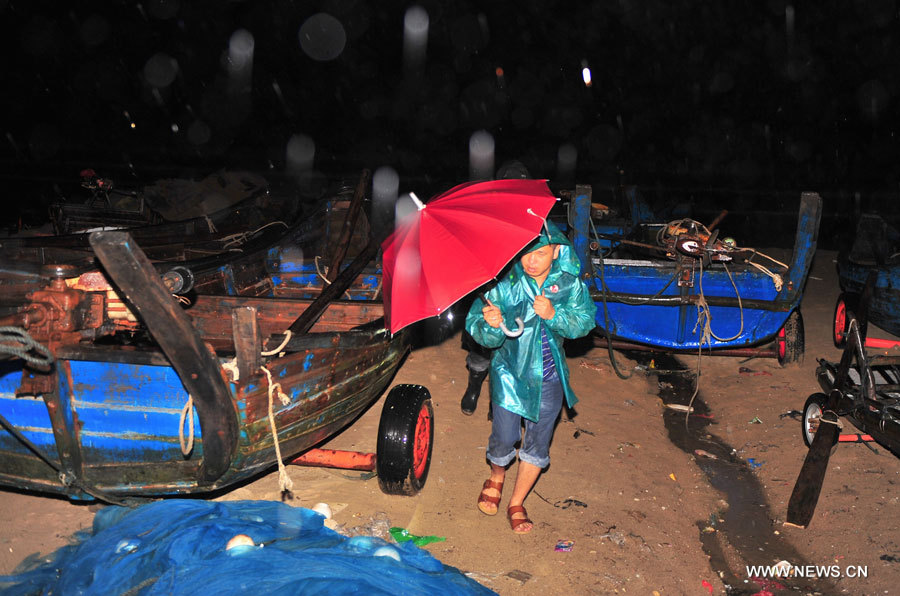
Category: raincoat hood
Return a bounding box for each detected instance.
[518,220,581,280]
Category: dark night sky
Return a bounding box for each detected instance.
[2,0,899,236]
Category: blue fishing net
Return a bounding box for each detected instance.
[0,500,496,595]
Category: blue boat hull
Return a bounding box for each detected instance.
[591,258,789,349]
[0,326,407,498]
[569,188,822,355]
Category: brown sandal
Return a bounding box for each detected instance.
[477,479,503,515]
[507,505,533,534]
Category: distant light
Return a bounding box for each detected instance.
[171,123,179,133]
[495,67,504,78]
[130,122,136,129]
[582,67,592,87]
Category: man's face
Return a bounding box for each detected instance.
[520,244,560,282]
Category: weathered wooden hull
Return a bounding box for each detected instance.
[0,317,407,497]
[0,176,414,498]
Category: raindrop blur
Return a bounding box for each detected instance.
[395,193,418,227]
[477,13,489,43]
[403,5,429,75]
[785,5,795,43]
[298,13,346,62]
[557,143,577,186]
[228,29,254,94]
[373,166,399,236]
[468,130,494,180]
[286,134,315,173]
[143,52,178,88]
[229,29,254,70]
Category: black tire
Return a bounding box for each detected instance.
[802,392,828,448]
[376,384,434,496]
[776,309,805,367]
[832,293,858,348]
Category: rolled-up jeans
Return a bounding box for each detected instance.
[486,373,564,469]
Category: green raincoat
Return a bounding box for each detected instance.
[465,223,597,422]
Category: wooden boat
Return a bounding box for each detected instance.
[832,213,900,345]
[568,188,823,365]
[0,181,433,500]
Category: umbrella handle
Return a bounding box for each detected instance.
[478,292,524,338]
[500,317,525,338]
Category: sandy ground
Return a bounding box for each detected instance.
[2,249,899,595]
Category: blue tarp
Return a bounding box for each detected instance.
[0,500,496,595]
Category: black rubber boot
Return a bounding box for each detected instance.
[460,368,489,415]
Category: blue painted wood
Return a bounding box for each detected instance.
[0,325,406,498]
[838,260,900,337]
[571,187,592,275]
[576,192,822,351]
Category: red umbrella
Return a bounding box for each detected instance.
[381,178,557,335]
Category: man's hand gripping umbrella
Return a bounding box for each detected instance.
[477,292,524,338]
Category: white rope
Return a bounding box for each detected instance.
[693,260,745,344]
[818,415,843,430]
[261,331,292,356]
[179,396,195,455]
[221,221,288,249]
[747,248,789,269]
[685,260,746,427]
[314,255,332,285]
[261,365,293,495]
[747,260,783,292]
[371,273,383,300]
[222,358,240,383]
[314,255,353,299]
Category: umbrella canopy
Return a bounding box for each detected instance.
[381,178,557,334]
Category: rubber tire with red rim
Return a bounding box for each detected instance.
[802,392,828,448]
[832,292,858,348]
[776,309,804,367]
[376,384,434,496]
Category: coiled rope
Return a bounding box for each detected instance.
[0,326,53,367]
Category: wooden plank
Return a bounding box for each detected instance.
[89,230,238,483]
[231,306,261,383]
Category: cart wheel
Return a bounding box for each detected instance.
[376,384,434,496]
[776,310,804,367]
[833,293,858,348]
[802,392,829,448]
